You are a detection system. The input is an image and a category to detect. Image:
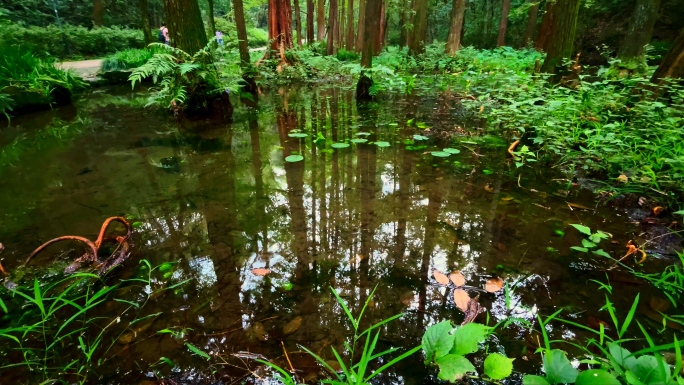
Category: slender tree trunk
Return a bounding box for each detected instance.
[265,0,294,65]
[399,0,407,48]
[234,0,255,90]
[540,0,580,78]
[373,0,385,54]
[163,0,208,54]
[294,0,303,46]
[307,0,315,43]
[355,0,366,51]
[345,0,354,50]
[93,0,105,27]
[497,0,510,46]
[207,0,216,40]
[522,0,539,47]
[317,0,326,40]
[651,28,684,83]
[617,0,660,69]
[446,0,466,55]
[138,0,153,43]
[535,0,556,51]
[327,0,338,54]
[356,0,381,98]
[339,0,346,48]
[408,0,428,54]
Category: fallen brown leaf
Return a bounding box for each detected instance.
[567,202,591,210]
[462,297,483,325]
[453,289,470,312]
[484,184,494,193]
[485,277,504,293]
[433,270,450,285]
[450,271,466,287]
[252,268,272,276]
[283,316,303,335]
[653,206,665,216]
[617,174,629,183]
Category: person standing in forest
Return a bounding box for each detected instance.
[158,23,169,44]
[216,30,224,45]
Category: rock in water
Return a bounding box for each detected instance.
[283,316,303,335]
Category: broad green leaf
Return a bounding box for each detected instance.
[570,246,588,253]
[581,239,596,248]
[375,141,390,147]
[570,224,592,235]
[524,375,551,385]
[483,353,514,380]
[288,133,308,138]
[673,210,684,216]
[625,370,645,385]
[593,249,611,258]
[575,370,620,385]
[543,350,578,385]
[186,342,210,360]
[431,151,451,158]
[443,148,461,154]
[350,138,368,144]
[436,354,476,382]
[608,342,637,371]
[625,355,671,385]
[422,321,454,363]
[331,143,350,148]
[450,323,491,356]
[285,155,304,163]
[413,134,429,141]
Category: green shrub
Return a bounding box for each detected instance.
[0,44,85,93]
[213,17,269,48]
[101,48,155,71]
[0,23,145,58]
[336,48,359,61]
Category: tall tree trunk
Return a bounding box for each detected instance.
[345,0,354,50]
[408,0,428,54]
[265,0,294,65]
[307,0,315,43]
[535,0,556,51]
[326,0,338,54]
[618,0,660,69]
[651,28,684,83]
[93,0,105,27]
[399,0,407,48]
[497,0,510,46]
[446,0,466,55]
[373,0,385,54]
[163,0,208,54]
[317,0,326,40]
[356,0,381,98]
[207,0,216,40]
[294,0,303,46]
[138,0,153,44]
[540,0,580,78]
[234,0,256,91]
[355,0,366,51]
[339,0,346,48]
[522,0,539,47]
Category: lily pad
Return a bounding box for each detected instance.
[332,143,350,148]
[288,133,308,138]
[414,134,429,141]
[444,148,461,154]
[350,138,368,144]
[285,155,304,163]
[431,151,451,158]
[375,141,390,147]
[356,132,371,137]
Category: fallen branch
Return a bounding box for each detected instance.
[508,140,520,157]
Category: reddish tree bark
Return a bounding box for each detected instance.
[535,0,556,51]
[307,0,315,43]
[522,0,539,47]
[345,0,354,50]
[356,0,382,98]
[373,0,385,54]
[294,0,303,46]
[497,0,511,46]
[266,0,294,66]
[651,28,684,83]
[408,0,428,55]
[446,0,466,55]
[317,0,326,40]
[327,0,338,54]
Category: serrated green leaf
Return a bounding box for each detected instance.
[484,353,514,380]
[436,354,476,382]
[422,321,455,363]
[570,224,592,235]
[575,370,620,385]
[524,375,551,385]
[450,323,491,356]
[543,350,578,385]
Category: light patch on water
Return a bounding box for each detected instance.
[188,256,217,288]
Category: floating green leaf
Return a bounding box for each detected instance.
[575,370,620,385]
[431,151,451,158]
[186,342,210,360]
[593,249,611,258]
[288,133,308,138]
[285,155,304,163]
[484,353,514,380]
[443,148,461,154]
[570,224,592,236]
[436,354,476,382]
[356,132,371,136]
[350,138,368,144]
[375,141,390,147]
[423,321,455,363]
[450,323,491,356]
[542,350,578,385]
[414,134,429,141]
[331,143,350,148]
[523,375,551,385]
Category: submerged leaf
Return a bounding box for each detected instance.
[285,155,304,163]
[283,316,303,335]
[453,289,470,312]
[433,270,450,285]
[485,277,504,293]
[450,272,466,287]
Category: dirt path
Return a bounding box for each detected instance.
[57,59,104,80]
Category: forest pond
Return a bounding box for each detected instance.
[0,85,677,384]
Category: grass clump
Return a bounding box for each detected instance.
[101,48,155,72]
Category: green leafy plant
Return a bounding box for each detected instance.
[422,321,514,382]
[568,224,611,257]
[101,48,155,71]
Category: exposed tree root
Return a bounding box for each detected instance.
[24,217,133,274]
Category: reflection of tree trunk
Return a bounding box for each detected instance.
[249,116,268,252]
[138,0,153,43]
[358,107,377,288]
[393,147,413,261]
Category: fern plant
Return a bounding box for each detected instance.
[129,42,238,113]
